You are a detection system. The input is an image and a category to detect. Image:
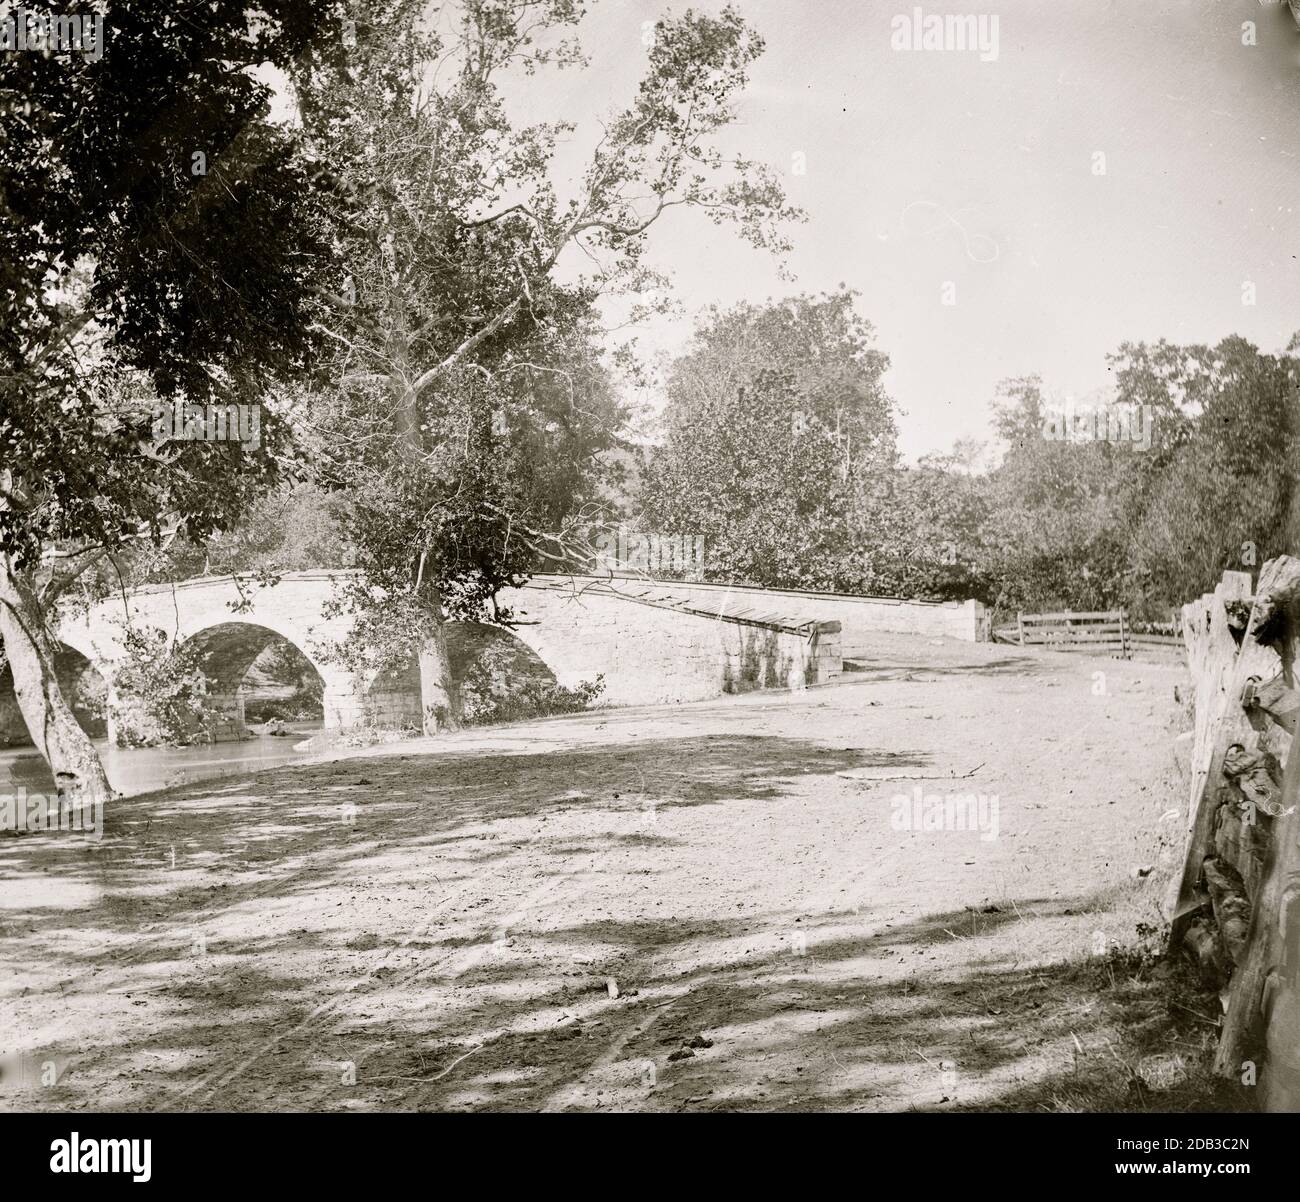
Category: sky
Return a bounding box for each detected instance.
[503,0,1300,460]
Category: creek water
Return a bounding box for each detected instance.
[0,723,323,798]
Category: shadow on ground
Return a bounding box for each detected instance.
[0,730,1237,1114]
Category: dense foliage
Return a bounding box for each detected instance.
[108,624,224,748]
[0,1,349,799]
[287,0,797,730]
[977,338,1300,619]
[0,0,347,571]
[638,302,1298,618]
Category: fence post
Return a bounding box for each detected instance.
[1120,609,1129,659]
[1017,612,1024,647]
[1209,556,1300,1093]
[1166,570,1255,949]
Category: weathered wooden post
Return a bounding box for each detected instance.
[1166,571,1255,943]
[1209,556,1300,1108]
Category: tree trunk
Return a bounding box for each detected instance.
[393,366,464,735]
[0,556,113,806]
[417,586,461,735]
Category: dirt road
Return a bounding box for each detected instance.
[1,633,1217,1112]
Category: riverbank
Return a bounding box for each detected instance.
[0,723,324,801]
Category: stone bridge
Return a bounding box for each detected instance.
[4,572,844,741]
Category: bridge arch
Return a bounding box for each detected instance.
[446,621,562,722]
[180,621,327,725]
[0,642,109,746]
[174,617,360,730]
[55,580,366,733]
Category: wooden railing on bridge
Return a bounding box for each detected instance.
[1168,560,1300,1111]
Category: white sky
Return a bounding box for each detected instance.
[506,0,1300,459]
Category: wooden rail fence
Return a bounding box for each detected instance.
[1168,559,1300,1111]
[992,609,1183,659]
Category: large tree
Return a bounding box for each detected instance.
[293,0,800,731]
[640,291,899,591]
[973,375,1135,614]
[0,1,347,803]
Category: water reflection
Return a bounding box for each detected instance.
[0,724,323,798]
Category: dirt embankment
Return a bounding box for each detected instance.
[0,633,1242,1112]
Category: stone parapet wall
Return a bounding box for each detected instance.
[498,577,840,707]
[551,575,987,651]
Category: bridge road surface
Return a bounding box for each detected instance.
[0,632,1187,1112]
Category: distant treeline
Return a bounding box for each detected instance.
[633,294,1300,621]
